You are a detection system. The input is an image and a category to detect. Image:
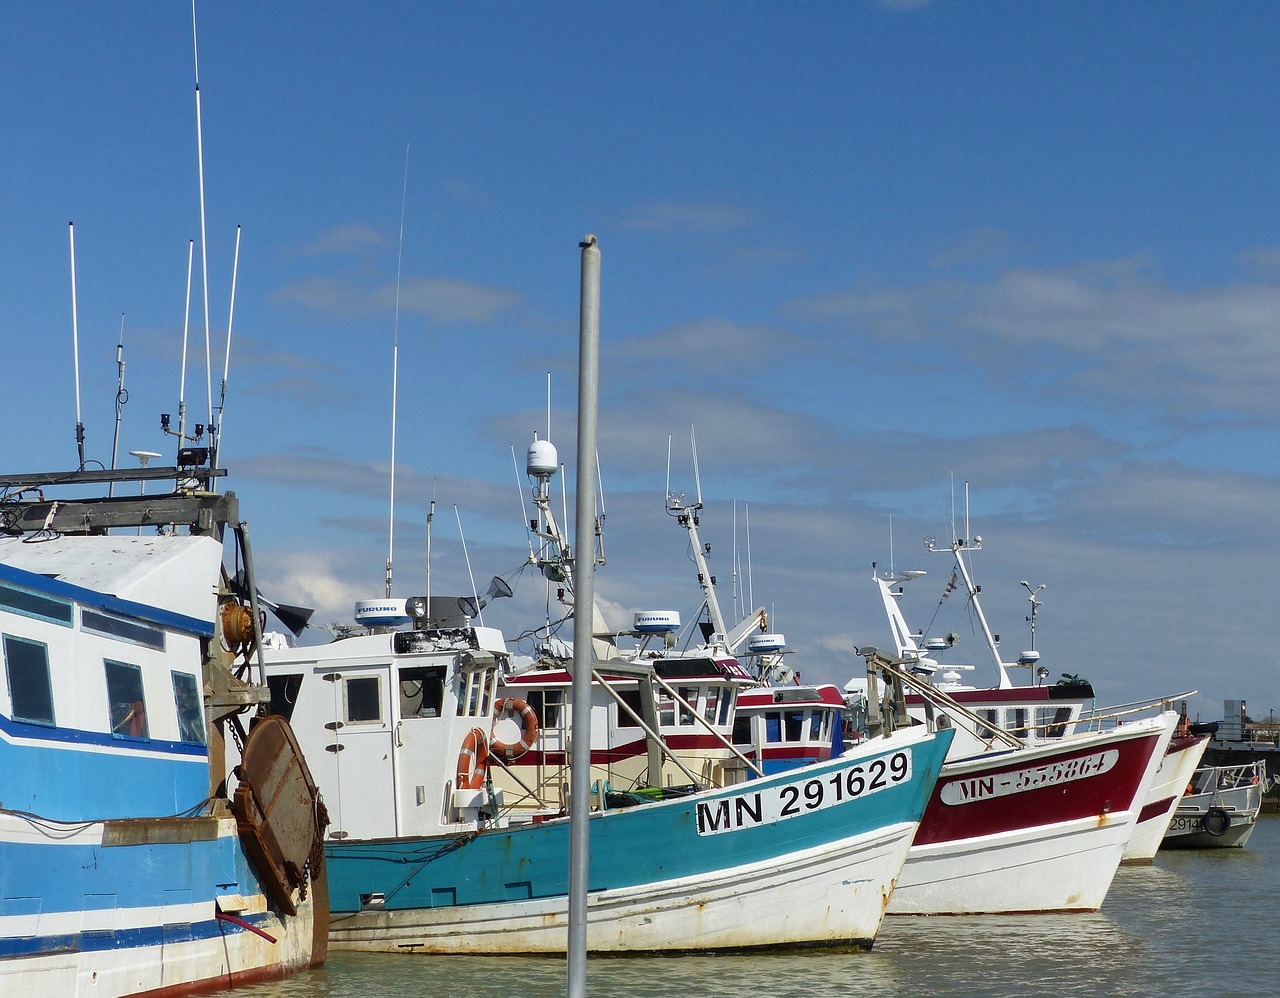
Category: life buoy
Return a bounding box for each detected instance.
[1201,807,1230,837]
[455,727,489,790]
[490,697,539,760]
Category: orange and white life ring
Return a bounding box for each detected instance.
[490,697,539,760]
[456,727,489,790]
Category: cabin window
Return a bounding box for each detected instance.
[731,714,752,746]
[527,689,564,729]
[399,666,446,718]
[458,668,496,719]
[703,688,719,724]
[765,711,782,743]
[268,673,304,721]
[718,689,734,726]
[171,671,205,743]
[105,660,149,738]
[82,608,165,650]
[809,710,824,741]
[0,583,73,627]
[784,710,805,742]
[658,696,674,728]
[615,688,643,728]
[976,708,1000,739]
[1037,706,1072,739]
[344,675,383,724]
[1006,707,1028,735]
[3,634,55,725]
[677,687,698,726]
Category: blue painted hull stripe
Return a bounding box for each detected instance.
[0,710,209,757]
[0,913,272,958]
[0,562,214,638]
[0,835,259,912]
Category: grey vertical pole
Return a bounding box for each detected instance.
[566,234,600,996]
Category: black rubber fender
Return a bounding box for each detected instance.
[1200,807,1231,837]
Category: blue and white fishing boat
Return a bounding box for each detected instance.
[257,599,952,952]
[0,462,328,996]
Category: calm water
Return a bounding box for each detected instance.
[226,818,1278,997]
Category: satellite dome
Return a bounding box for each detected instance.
[527,438,558,478]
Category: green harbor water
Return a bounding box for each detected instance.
[225,817,1278,997]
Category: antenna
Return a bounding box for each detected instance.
[211,224,240,473]
[177,239,194,451]
[546,371,552,441]
[665,434,673,504]
[68,222,85,470]
[108,314,127,495]
[454,505,482,625]
[425,491,436,614]
[964,480,971,546]
[560,460,571,556]
[745,501,754,614]
[512,445,536,561]
[690,424,703,506]
[386,144,409,598]
[190,1,214,438]
[732,501,740,621]
[594,447,607,565]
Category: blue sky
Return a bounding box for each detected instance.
[3,3,1278,724]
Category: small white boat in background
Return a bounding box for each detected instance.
[1163,760,1269,849]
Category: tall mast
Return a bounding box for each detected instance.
[567,234,600,996]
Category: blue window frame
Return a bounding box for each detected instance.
[3,634,55,724]
[172,671,205,743]
[106,659,149,739]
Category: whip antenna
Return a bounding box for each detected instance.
[212,224,240,472]
[174,239,194,451]
[387,144,409,598]
[190,1,214,439]
[455,505,482,625]
[690,424,703,506]
[109,314,127,495]
[68,222,86,470]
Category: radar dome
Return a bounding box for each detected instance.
[527,438,558,478]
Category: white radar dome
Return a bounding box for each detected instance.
[634,610,680,633]
[747,633,786,654]
[354,598,412,628]
[527,439,558,478]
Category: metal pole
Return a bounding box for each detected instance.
[566,234,600,996]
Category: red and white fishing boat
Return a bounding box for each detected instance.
[881,672,1176,914]
[742,648,1176,914]
[861,523,1202,866]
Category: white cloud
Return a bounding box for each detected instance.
[624,202,750,234]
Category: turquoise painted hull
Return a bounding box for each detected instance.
[325,725,953,952]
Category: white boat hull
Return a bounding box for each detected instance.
[333,822,918,953]
[1121,734,1209,863]
[888,714,1173,915]
[889,813,1133,915]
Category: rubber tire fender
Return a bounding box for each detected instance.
[1200,806,1230,837]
